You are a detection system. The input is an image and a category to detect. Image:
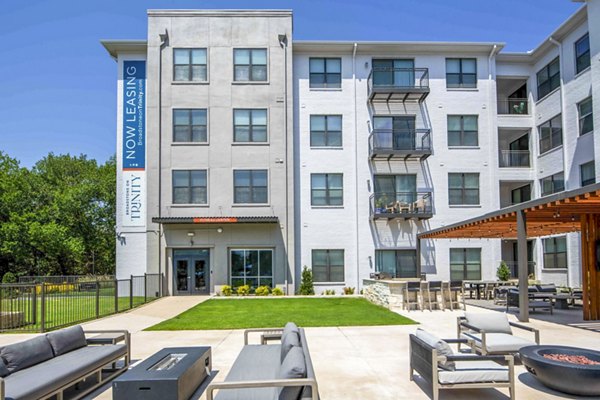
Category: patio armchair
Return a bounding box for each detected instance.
[412,196,427,213]
[410,329,515,400]
[457,312,539,355]
[506,289,553,314]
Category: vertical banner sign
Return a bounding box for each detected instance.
[122,61,146,227]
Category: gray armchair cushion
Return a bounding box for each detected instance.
[462,332,535,354]
[46,325,87,356]
[464,312,512,334]
[415,328,455,371]
[438,359,509,384]
[0,335,54,373]
[0,359,9,378]
[278,346,306,400]
[280,330,300,363]
[282,322,299,339]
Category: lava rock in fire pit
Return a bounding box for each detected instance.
[520,345,600,396]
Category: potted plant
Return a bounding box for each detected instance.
[375,197,386,213]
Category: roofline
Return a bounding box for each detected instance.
[147,9,292,17]
[293,40,505,54]
[418,182,600,239]
[101,40,147,60]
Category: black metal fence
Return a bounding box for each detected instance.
[0,274,163,333]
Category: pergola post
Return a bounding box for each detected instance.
[416,237,421,278]
[581,214,600,320]
[517,210,529,322]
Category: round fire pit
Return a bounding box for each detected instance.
[520,345,600,396]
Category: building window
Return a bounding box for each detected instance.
[447,115,478,146]
[578,97,594,136]
[173,48,207,82]
[375,250,417,278]
[575,33,590,74]
[310,115,342,147]
[230,249,273,288]
[543,237,567,269]
[537,57,560,99]
[311,174,343,206]
[511,184,531,205]
[448,173,479,205]
[233,170,268,204]
[450,248,481,281]
[446,58,477,88]
[173,109,207,142]
[581,161,596,187]
[538,114,562,154]
[312,250,344,282]
[172,170,207,204]
[540,172,564,196]
[233,49,267,82]
[233,109,267,142]
[309,58,341,89]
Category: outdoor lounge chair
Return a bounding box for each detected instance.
[457,312,539,355]
[410,328,515,400]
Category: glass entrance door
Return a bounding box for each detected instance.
[173,249,210,295]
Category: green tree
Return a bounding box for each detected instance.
[298,266,315,295]
[496,261,511,281]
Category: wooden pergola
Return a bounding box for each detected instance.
[418,183,600,322]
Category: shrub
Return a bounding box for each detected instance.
[36,283,76,295]
[323,289,336,295]
[255,286,270,296]
[236,285,250,296]
[2,272,17,284]
[298,266,315,295]
[272,287,284,296]
[221,285,233,296]
[496,261,511,281]
[343,287,355,295]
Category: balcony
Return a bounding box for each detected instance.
[369,129,432,160]
[367,68,429,102]
[497,98,529,115]
[499,150,530,168]
[370,192,433,220]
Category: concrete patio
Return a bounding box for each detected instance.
[0,296,598,399]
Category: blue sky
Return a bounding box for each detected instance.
[0,0,582,167]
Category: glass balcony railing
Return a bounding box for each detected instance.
[499,150,530,168]
[497,98,529,115]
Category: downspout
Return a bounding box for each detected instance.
[279,34,290,294]
[352,43,359,290]
[158,30,168,295]
[549,35,570,288]
[487,44,498,277]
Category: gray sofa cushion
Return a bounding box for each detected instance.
[4,344,126,400]
[461,332,535,354]
[1,335,54,373]
[0,359,9,378]
[415,328,455,371]
[278,346,306,400]
[281,330,300,363]
[282,322,299,339]
[438,359,509,384]
[464,312,512,334]
[46,325,87,356]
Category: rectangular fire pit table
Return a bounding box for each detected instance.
[113,346,211,400]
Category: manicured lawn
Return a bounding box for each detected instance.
[146,297,417,330]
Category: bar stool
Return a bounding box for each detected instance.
[428,281,443,310]
[403,281,421,310]
[449,280,464,310]
[420,281,432,311]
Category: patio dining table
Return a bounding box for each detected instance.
[463,280,498,300]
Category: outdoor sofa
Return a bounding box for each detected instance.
[410,328,515,400]
[457,312,539,355]
[206,322,319,400]
[0,325,130,400]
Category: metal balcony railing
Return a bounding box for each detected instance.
[369,129,432,160]
[497,98,529,115]
[368,68,430,102]
[499,150,530,168]
[370,191,433,220]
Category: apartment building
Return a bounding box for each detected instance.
[103,3,599,295]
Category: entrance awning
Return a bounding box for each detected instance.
[418,183,600,321]
[152,216,279,224]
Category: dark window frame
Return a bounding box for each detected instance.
[310,115,343,147]
[450,248,482,281]
[233,109,268,143]
[311,249,345,283]
[540,172,565,196]
[310,173,343,206]
[446,58,477,88]
[233,48,268,82]
[172,170,208,204]
[543,237,567,269]
[580,161,596,187]
[538,114,563,154]
[511,184,531,205]
[375,249,418,278]
[173,48,207,82]
[229,248,274,288]
[172,109,208,143]
[578,97,594,136]
[536,57,560,99]
[448,173,480,205]
[447,115,479,146]
[575,33,591,74]
[309,58,342,89]
[233,169,268,204]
